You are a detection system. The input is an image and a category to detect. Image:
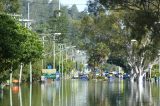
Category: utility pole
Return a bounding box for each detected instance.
[159,55,160,73]
[59,0,61,16]
[28,1,32,84]
[42,36,45,69]
[65,44,67,62]
[19,1,32,84]
[39,33,52,69]
[62,44,64,79]
[53,33,61,69]
[59,44,61,77]
[27,1,33,84]
[19,63,23,85]
[53,36,56,69]
[27,1,30,28]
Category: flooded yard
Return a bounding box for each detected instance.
[0,79,160,106]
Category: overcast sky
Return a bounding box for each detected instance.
[60,0,88,11]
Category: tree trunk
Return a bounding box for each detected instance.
[19,63,23,85]
[29,62,32,83]
[138,74,143,84]
[130,67,145,83]
[10,65,13,85]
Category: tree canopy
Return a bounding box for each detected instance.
[0,14,43,81]
[81,0,160,81]
[0,0,20,13]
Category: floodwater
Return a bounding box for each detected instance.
[0,79,160,106]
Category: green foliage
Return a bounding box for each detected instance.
[78,12,124,70]
[63,59,75,74]
[152,64,159,71]
[78,2,160,76]
[96,76,105,80]
[19,30,43,63]
[86,0,160,76]
[88,43,110,68]
[99,0,160,12]
[151,71,160,78]
[0,14,26,71]
[0,14,43,82]
[68,4,79,19]
[0,0,20,13]
[107,56,131,73]
[48,9,69,42]
[20,0,59,23]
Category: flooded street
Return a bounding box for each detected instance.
[0,79,160,106]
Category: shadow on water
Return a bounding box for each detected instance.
[0,79,160,106]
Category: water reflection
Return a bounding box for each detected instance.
[19,86,22,106]
[29,84,32,106]
[0,89,3,100]
[9,86,12,106]
[127,82,155,106]
[0,80,160,106]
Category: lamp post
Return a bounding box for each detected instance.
[131,39,137,42]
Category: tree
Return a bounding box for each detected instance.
[48,8,69,42]
[0,0,19,13]
[101,10,160,82]
[99,0,160,14]
[84,0,160,82]
[76,13,114,71]
[19,29,43,63]
[68,4,79,19]
[0,14,43,82]
[122,10,160,82]
[88,43,109,71]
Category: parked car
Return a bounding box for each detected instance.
[115,73,123,78]
[80,74,89,80]
[123,73,130,79]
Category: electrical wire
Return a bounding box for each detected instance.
[21,1,87,5]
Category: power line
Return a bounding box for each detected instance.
[21,1,87,5]
[61,4,87,5]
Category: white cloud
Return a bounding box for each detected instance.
[48,0,52,3]
[60,0,88,11]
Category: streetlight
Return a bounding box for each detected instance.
[131,39,137,48]
[131,39,137,42]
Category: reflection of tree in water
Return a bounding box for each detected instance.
[107,81,159,106]
[127,82,155,106]
[87,81,111,106]
[87,80,160,106]
[106,80,126,106]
